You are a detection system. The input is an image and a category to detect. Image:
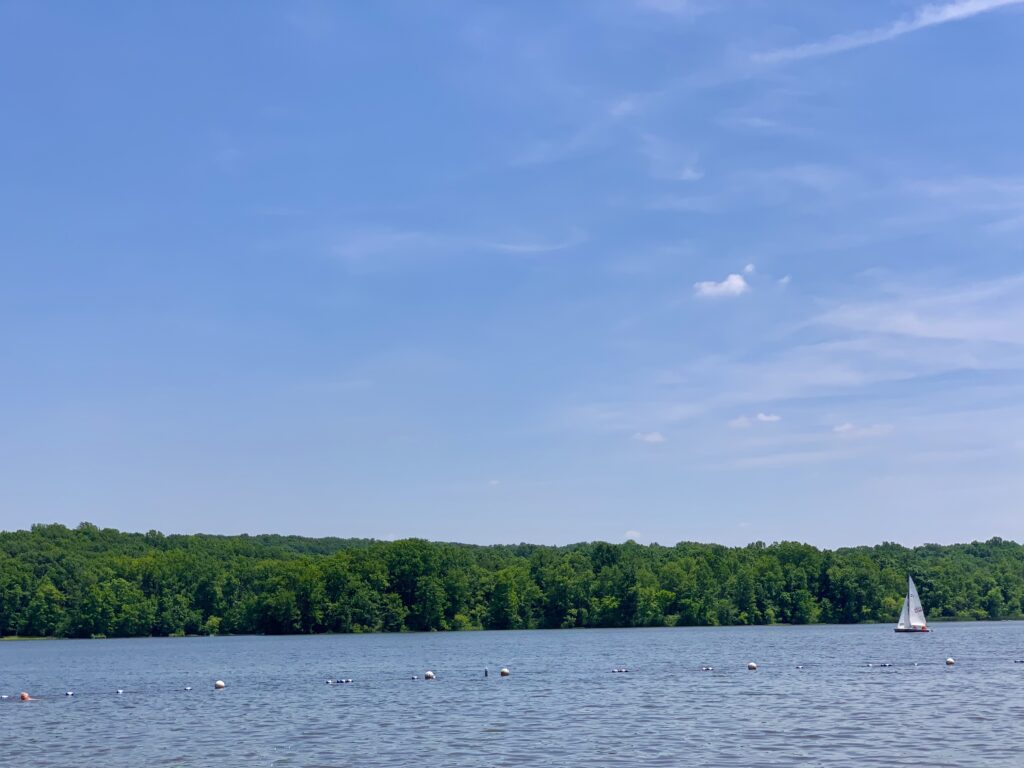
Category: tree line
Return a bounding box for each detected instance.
[1,523,1021,638]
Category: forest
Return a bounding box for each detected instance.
[1,523,1022,638]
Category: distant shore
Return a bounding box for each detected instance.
[2,523,1021,640]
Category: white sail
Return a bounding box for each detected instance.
[907,576,927,628]
[897,594,911,629]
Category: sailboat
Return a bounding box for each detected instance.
[894,575,930,632]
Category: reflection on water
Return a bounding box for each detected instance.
[4,623,1024,766]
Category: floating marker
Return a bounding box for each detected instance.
[0,695,8,700]
[116,689,124,695]
[796,665,803,669]
[424,671,436,680]
[701,666,713,672]
[500,668,510,677]
[484,668,488,677]
[214,680,225,690]
[747,662,757,671]
[411,675,418,680]
[184,686,192,691]
[65,691,74,696]
[946,657,955,666]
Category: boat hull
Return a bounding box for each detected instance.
[894,627,930,633]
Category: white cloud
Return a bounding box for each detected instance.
[756,412,781,423]
[624,530,643,541]
[633,431,667,444]
[694,273,749,298]
[755,0,1024,64]
[778,275,791,286]
[744,263,756,274]
[728,416,751,429]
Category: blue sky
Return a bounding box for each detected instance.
[2,0,1023,547]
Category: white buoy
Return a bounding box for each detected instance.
[116,689,124,695]
[214,680,226,690]
[424,670,436,680]
[65,691,74,696]
[411,675,418,680]
[946,657,955,666]
[747,662,757,671]
[500,668,510,677]
[796,665,803,670]
[184,686,192,691]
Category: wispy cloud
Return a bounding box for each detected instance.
[641,133,703,182]
[818,273,1024,344]
[729,412,781,428]
[633,431,667,444]
[648,195,718,213]
[333,227,586,268]
[635,0,701,18]
[755,0,1024,64]
[834,422,894,438]
[694,273,749,298]
[484,229,587,254]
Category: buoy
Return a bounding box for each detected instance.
[0,695,8,700]
[65,691,74,696]
[214,680,226,690]
[747,662,757,671]
[411,675,418,680]
[117,689,124,695]
[184,686,192,691]
[424,670,436,680]
[500,668,510,677]
[701,666,713,672]
[484,668,488,677]
[796,665,803,669]
[946,657,955,666]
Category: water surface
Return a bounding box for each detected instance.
[4,623,1023,766]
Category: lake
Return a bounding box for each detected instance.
[4,623,1023,766]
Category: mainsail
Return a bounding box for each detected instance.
[896,576,928,630]
[906,576,927,629]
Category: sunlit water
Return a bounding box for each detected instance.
[3,623,1023,766]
